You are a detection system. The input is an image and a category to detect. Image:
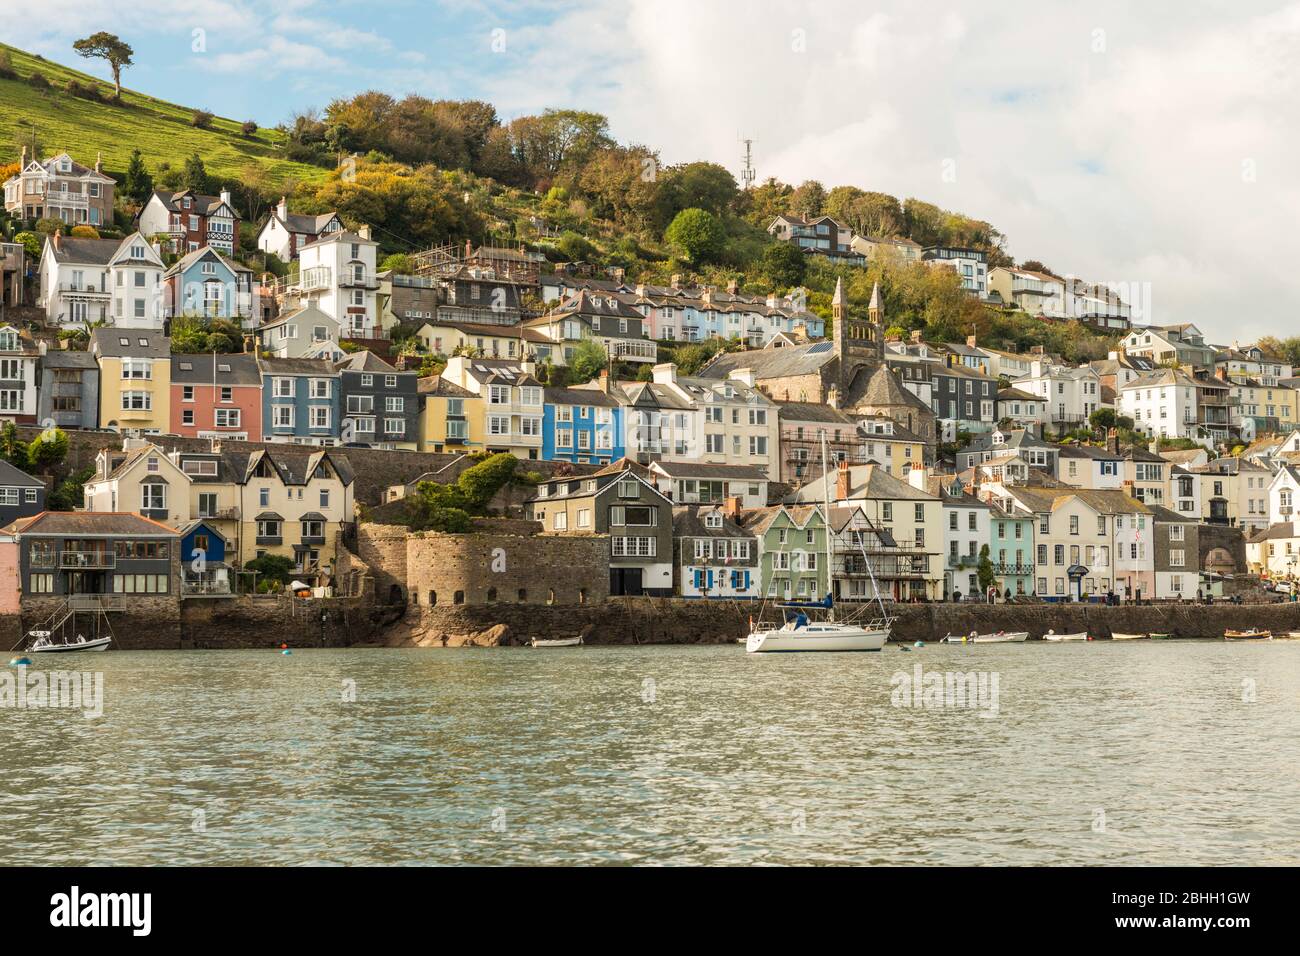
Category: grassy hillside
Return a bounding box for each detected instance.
[0,42,326,184]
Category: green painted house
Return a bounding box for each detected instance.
[987,503,1035,598]
[738,504,829,601]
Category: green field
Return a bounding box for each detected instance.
[0,42,327,184]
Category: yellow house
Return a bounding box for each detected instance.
[235,448,355,573]
[415,320,562,366]
[91,327,171,435]
[417,376,485,454]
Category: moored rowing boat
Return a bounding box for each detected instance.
[1224,629,1272,640]
[1110,632,1148,641]
[1042,631,1088,642]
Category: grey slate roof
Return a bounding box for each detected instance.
[698,341,837,381]
[92,328,170,358]
[171,352,261,385]
[0,460,43,487]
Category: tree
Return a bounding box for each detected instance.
[977,545,996,594]
[46,465,93,511]
[122,149,153,204]
[0,422,28,468]
[664,208,724,264]
[246,553,294,587]
[27,427,69,473]
[191,109,214,129]
[788,180,827,218]
[380,253,414,274]
[182,153,212,193]
[13,232,41,258]
[568,339,608,383]
[760,242,807,287]
[72,32,134,100]
[1089,408,1117,431]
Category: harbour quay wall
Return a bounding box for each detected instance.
[888,602,1300,642]
[375,599,1300,647]
[17,595,395,650]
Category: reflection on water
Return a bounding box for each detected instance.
[1,642,1296,865]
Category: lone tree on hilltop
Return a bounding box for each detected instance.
[72,32,134,100]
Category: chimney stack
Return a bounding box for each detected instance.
[220,188,231,206]
[277,196,288,220]
[20,145,26,168]
[52,230,62,252]
[598,369,610,394]
[670,274,682,289]
[726,279,739,295]
[910,330,923,344]
[95,151,102,174]
[651,362,677,387]
[835,459,850,501]
[723,496,742,518]
[358,223,372,241]
[967,333,977,348]
[1107,427,1119,456]
[465,239,473,259]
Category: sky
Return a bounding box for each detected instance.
[4,0,1298,344]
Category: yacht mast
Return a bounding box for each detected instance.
[821,432,834,615]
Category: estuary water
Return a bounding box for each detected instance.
[2,642,1297,866]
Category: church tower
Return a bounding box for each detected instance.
[832,278,885,400]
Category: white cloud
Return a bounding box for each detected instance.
[478,0,1300,342]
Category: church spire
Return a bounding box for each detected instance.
[832,276,845,323]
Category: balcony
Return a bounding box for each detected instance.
[54,282,110,297]
[993,563,1035,576]
[256,535,283,546]
[608,339,658,362]
[60,551,116,569]
[46,191,90,207]
[300,534,326,546]
[339,272,381,290]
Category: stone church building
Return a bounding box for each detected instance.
[699,279,936,449]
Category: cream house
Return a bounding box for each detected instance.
[83,444,192,525]
[234,448,354,573]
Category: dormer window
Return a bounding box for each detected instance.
[705,512,723,529]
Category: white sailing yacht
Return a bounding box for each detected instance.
[746,437,894,653]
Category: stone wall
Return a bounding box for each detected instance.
[406,530,609,609]
[355,524,411,603]
[371,597,1300,647]
[178,595,390,649]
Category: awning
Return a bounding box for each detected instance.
[1066,565,1089,577]
[254,511,284,521]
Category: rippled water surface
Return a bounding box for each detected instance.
[2,642,1297,865]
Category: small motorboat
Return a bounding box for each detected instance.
[940,630,1029,644]
[1224,629,1272,640]
[531,636,583,648]
[28,633,112,653]
[1149,632,1172,640]
[1110,632,1148,641]
[1042,630,1088,642]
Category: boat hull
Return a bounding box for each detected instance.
[941,632,1029,644]
[531,637,583,647]
[29,637,112,653]
[746,627,888,653]
[1110,633,1148,641]
[1224,630,1272,640]
[1043,632,1088,642]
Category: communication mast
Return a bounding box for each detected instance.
[740,136,756,189]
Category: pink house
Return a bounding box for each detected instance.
[170,353,262,440]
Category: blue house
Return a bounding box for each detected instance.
[179,519,231,595]
[542,385,625,465]
[162,246,254,327]
[258,356,340,446]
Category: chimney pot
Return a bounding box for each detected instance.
[835,459,850,501]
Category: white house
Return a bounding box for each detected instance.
[257,305,342,359]
[290,228,380,337]
[137,189,240,255]
[1012,361,1103,431]
[256,198,344,262]
[0,326,39,424]
[1267,464,1300,526]
[38,231,166,329]
[1117,368,1201,441]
